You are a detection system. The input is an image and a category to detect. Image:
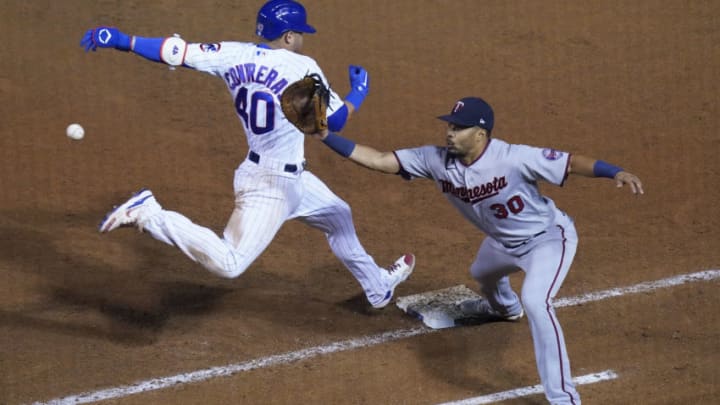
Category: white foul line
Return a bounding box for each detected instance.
[437,370,618,405]
[31,327,432,405]
[553,269,720,308]
[32,269,719,405]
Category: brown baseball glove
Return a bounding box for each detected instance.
[280,73,330,134]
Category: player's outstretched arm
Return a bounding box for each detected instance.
[80,26,187,67]
[569,154,644,194]
[310,130,400,174]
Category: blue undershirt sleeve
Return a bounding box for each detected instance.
[130,36,165,63]
[327,104,349,132]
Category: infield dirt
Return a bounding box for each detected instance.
[2,1,718,404]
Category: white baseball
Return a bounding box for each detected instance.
[66,123,85,140]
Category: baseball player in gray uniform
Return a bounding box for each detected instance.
[311,96,643,404]
[79,0,415,309]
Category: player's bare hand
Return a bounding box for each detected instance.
[615,171,644,195]
[308,128,329,140]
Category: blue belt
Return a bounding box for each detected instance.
[248,151,300,173]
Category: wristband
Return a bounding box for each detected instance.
[345,90,367,110]
[593,160,623,178]
[322,132,356,158]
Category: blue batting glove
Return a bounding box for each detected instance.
[346,65,369,110]
[80,26,132,52]
[348,65,369,95]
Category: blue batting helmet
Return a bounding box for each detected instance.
[256,0,316,41]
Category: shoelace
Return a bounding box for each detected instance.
[387,262,403,274]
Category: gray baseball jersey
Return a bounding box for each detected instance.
[396,137,582,403]
[394,138,570,247]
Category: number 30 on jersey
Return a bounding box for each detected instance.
[490,195,525,219]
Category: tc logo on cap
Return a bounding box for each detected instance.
[438,96,494,132]
[452,101,465,113]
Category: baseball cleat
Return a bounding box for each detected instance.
[372,253,416,309]
[457,298,524,322]
[98,188,160,233]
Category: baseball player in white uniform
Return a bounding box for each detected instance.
[80,0,415,309]
[311,96,643,404]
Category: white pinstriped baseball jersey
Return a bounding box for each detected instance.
[184,41,344,163]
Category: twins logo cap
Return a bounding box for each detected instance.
[437,96,494,132]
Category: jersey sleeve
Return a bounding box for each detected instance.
[514,144,571,186]
[183,41,244,76]
[323,74,345,115]
[393,145,440,180]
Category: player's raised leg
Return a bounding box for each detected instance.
[141,209,248,277]
[99,188,239,276]
[100,173,296,279]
